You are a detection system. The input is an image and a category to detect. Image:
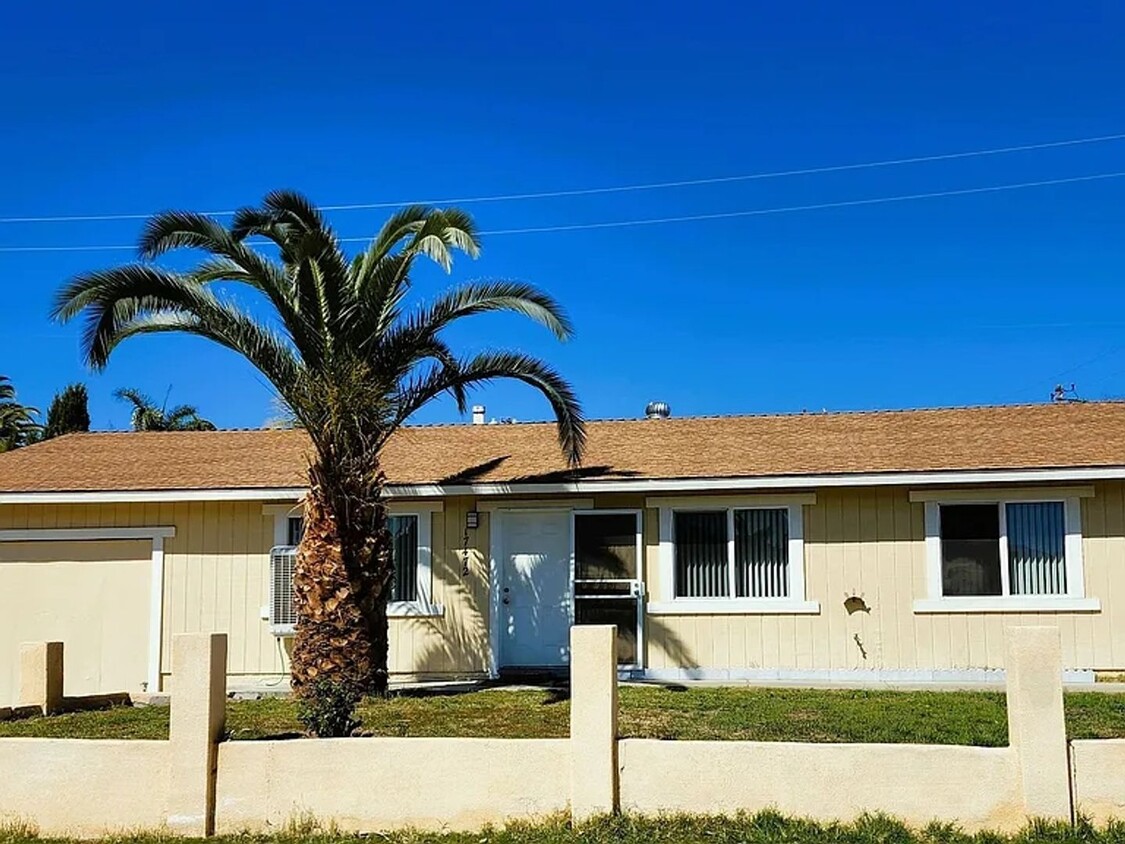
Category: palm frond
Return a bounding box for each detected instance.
[138,212,232,260]
[407,280,573,341]
[390,351,585,466]
[53,265,304,394]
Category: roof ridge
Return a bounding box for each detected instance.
[28,399,1125,435]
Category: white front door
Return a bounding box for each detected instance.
[499,510,572,668]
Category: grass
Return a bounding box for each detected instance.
[0,685,1123,745]
[2,812,1125,844]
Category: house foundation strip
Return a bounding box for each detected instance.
[167,633,228,836]
[570,624,619,820]
[1005,626,1071,821]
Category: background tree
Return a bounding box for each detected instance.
[114,388,216,431]
[0,376,40,452]
[53,191,585,734]
[42,383,91,439]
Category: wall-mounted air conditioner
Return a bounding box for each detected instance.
[269,546,297,636]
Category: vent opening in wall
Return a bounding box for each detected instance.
[269,546,297,636]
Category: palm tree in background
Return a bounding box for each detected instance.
[114,387,216,431]
[53,191,585,732]
[0,375,40,452]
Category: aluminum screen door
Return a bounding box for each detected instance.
[572,511,644,668]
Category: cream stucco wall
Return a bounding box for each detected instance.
[214,737,570,833]
[0,739,170,836]
[1071,739,1125,824]
[619,740,1024,831]
[0,539,151,705]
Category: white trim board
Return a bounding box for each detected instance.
[913,596,1101,613]
[647,600,820,615]
[8,464,1125,504]
[646,493,816,509]
[0,525,176,694]
[909,485,1096,502]
[0,527,175,541]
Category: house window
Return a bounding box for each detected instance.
[915,494,1099,613]
[649,499,817,614]
[266,503,442,626]
[284,515,418,602]
[287,517,304,547]
[939,501,1068,598]
[389,515,418,603]
[674,508,791,598]
[940,504,1002,596]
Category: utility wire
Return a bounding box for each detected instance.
[2,169,1123,253]
[1,131,1124,224]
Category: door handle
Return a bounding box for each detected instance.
[502,597,510,605]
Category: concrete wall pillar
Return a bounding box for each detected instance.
[167,633,227,837]
[1005,626,1071,821]
[19,641,64,715]
[570,625,618,821]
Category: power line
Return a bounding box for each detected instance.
[1,131,1125,225]
[1,170,1122,254]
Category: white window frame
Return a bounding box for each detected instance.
[913,493,1100,613]
[264,502,444,620]
[646,494,819,615]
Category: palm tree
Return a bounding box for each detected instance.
[0,375,40,452]
[114,387,216,431]
[53,191,585,731]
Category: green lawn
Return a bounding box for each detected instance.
[1,685,1123,745]
[1,812,1124,844]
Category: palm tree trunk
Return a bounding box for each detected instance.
[289,463,393,699]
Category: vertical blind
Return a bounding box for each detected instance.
[734,508,789,598]
[390,515,418,602]
[1006,502,1066,596]
[674,511,729,597]
[674,509,789,598]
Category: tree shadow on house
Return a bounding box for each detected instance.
[440,458,643,485]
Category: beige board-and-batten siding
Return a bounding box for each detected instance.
[643,483,1125,675]
[0,498,492,694]
[2,482,1125,693]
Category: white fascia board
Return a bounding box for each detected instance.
[6,465,1125,505]
[389,465,1125,497]
[0,487,307,505]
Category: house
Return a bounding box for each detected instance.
[1,400,1124,703]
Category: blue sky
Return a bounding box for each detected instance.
[2,1,1125,430]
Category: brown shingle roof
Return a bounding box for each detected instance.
[2,401,1125,494]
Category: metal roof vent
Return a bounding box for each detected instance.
[645,401,671,420]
